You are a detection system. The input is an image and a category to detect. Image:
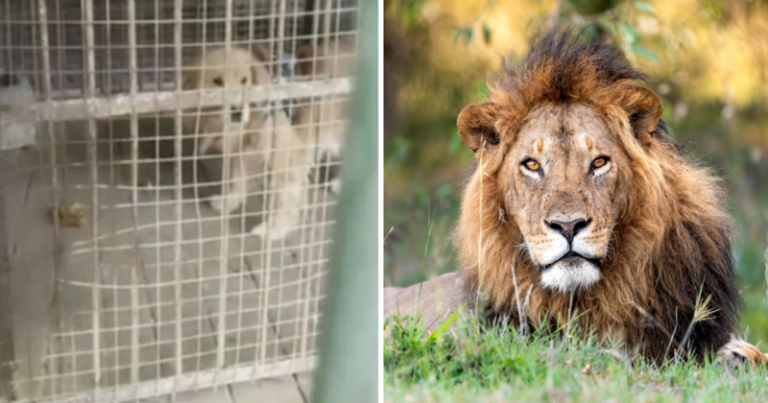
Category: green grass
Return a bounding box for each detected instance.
[384,314,768,403]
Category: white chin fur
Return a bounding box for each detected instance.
[540,260,600,294]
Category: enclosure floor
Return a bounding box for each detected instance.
[0,372,313,403]
[0,120,334,402]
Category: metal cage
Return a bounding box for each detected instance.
[0,0,358,401]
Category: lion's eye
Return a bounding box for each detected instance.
[241,77,247,84]
[592,157,610,170]
[524,160,540,171]
[213,77,223,86]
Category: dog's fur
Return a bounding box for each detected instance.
[384,28,767,368]
[183,46,310,240]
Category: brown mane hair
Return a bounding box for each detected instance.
[455,28,739,362]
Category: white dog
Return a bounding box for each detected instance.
[294,36,357,193]
[183,46,311,241]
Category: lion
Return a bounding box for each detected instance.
[384,28,768,368]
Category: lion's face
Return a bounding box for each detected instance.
[498,103,622,293]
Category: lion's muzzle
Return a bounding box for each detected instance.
[533,215,604,293]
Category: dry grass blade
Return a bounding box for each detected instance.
[676,286,719,360]
[510,263,523,337]
[474,139,486,319]
[383,226,395,243]
[692,294,719,323]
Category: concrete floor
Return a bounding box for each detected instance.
[1,373,313,403]
[163,373,313,403]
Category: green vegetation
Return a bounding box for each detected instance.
[384,314,768,403]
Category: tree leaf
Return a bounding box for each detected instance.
[596,16,615,34]
[633,1,656,15]
[401,0,425,28]
[619,24,638,44]
[452,26,473,46]
[463,27,473,45]
[482,22,492,45]
[452,29,461,44]
[632,43,660,63]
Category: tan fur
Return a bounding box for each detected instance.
[456,96,678,343]
[383,272,476,336]
[183,46,310,240]
[718,335,768,370]
[182,46,271,154]
[447,29,764,366]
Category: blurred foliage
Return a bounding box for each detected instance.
[384,0,768,346]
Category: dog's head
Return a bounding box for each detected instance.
[183,46,271,152]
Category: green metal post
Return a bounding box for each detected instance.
[311,0,378,401]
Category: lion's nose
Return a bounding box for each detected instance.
[547,218,591,245]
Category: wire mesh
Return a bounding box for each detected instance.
[0,0,358,401]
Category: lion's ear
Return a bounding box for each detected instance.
[621,86,663,141]
[457,102,503,152]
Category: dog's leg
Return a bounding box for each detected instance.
[250,113,309,241]
[208,159,247,213]
[208,136,248,214]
